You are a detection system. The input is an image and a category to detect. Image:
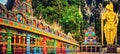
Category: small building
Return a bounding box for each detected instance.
[81,26,101,52]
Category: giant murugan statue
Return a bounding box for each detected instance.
[101,2,119,45]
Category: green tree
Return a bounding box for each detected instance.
[59,6,82,33]
[59,6,88,44]
[33,0,68,23]
[32,0,88,44]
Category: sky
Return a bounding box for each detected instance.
[0,0,8,5]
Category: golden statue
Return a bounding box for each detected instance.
[101,2,119,45]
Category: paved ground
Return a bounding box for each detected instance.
[75,52,120,54]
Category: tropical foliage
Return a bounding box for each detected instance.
[32,0,87,44]
[33,0,120,45]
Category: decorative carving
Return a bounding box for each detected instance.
[0,3,6,17]
[13,0,32,15]
[15,12,26,24]
[6,11,15,20]
[33,18,37,27]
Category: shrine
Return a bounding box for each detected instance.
[81,26,101,52]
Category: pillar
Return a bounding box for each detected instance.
[38,47,42,54]
[95,46,97,52]
[33,47,36,54]
[99,46,101,52]
[13,34,16,54]
[2,32,6,54]
[37,38,39,46]
[23,36,26,54]
[26,33,31,54]
[91,46,92,52]
[23,36,26,45]
[36,38,39,54]
[23,33,26,53]
[54,39,56,54]
[33,37,37,54]
[23,33,26,45]
[38,37,42,54]
[36,47,40,54]
[13,34,16,44]
[66,44,69,54]
[7,32,12,54]
[86,46,87,52]
[19,36,21,44]
[18,36,22,53]
[43,37,47,54]
[81,46,82,52]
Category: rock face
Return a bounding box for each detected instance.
[81,0,102,24]
[81,0,120,24]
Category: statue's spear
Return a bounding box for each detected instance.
[101,8,105,46]
[101,15,103,46]
[115,12,119,45]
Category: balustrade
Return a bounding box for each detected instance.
[0,1,79,53]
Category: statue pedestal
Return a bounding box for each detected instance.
[107,45,117,53]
